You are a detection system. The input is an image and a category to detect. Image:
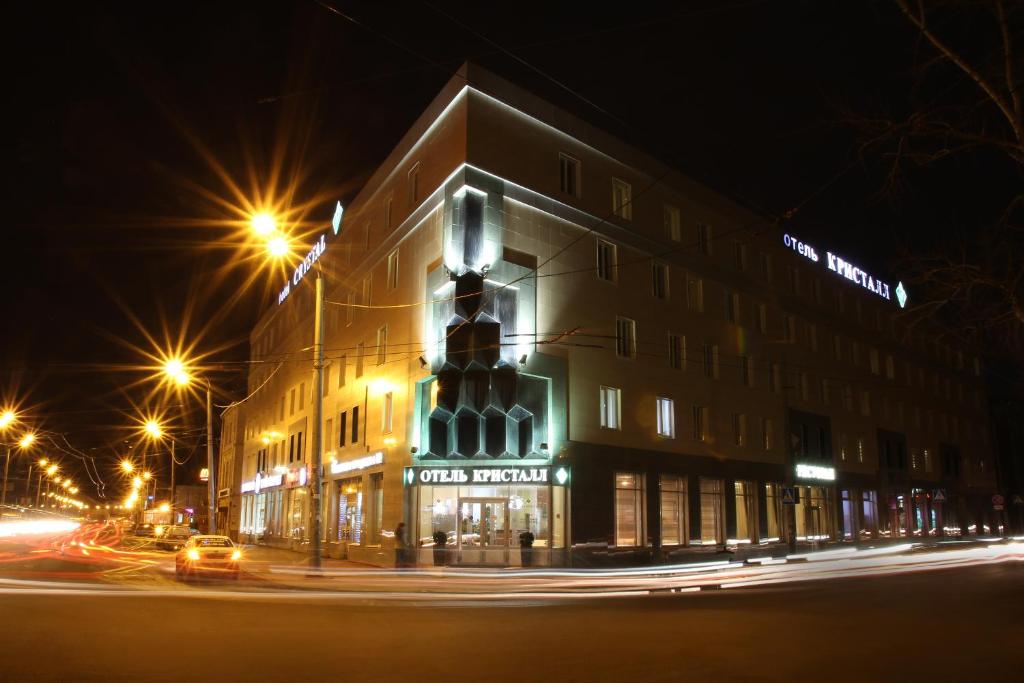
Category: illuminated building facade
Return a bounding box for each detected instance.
[230,64,1001,567]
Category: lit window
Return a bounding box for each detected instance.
[668,334,686,371]
[615,317,637,359]
[382,392,393,434]
[856,437,865,463]
[660,476,688,546]
[656,397,675,438]
[732,413,747,447]
[762,417,773,451]
[699,478,724,544]
[386,249,399,290]
[345,292,355,326]
[614,473,644,546]
[376,326,388,366]
[611,178,632,219]
[692,405,708,442]
[652,262,669,299]
[600,386,621,430]
[703,344,719,379]
[384,196,393,229]
[686,277,704,312]
[559,153,580,197]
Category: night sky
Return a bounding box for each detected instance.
[4,1,1012,500]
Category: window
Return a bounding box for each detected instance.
[651,262,669,299]
[812,278,822,303]
[911,448,919,470]
[686,277,704,312]
[808,324,818,351]
[290,388,296,416]
[842,386,854,411]
[785,316,797,343]
[351,405,360,444]
[299,382,305,410]
[382,392,393,434]
[699,478,724,545]
[856,437,865,463]
[734,481,757,543]
[408,163,420,204]
[860,390,871,416]
[611,178,632,219]
[615,317,637,359]
[368,472,384,545]
[355,342,365,378]
[668,334,686,370]
[835,289,845,313]
[760,252,772,282]
[614,473,644,546]
[799,372,810,401]
[839,433,848,461]
[771,363,783,394]
[788,265,801,294]
[821,378,830,405]
[696,223,712,255]
[885,355,895,380]
[732,413,747,447]
[851,341,861,366]
[702,344,719,379]
[337,355,347,388]
[923,448,932,472]
[386,249,399,290]
[742,355,754,387]
[833,333,842,361]
[870,348,880,374]
[384,196,393,229]
[345,292,355,326]
[725,291,740,324]
[338,411,347,447]
[559,153,580,197]
[660,476,688,546]
[757,303,768,334]
[656,397,675,438]
[762,417,773,450]
[596,240,617,281]
[664,205,681,241]
[764,483,782,540]
[376,326,388,365]
[733,241,748,271]
[600,386,621,429]
[692,405,708,441]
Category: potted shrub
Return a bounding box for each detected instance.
[432,530,448,566]
[519,530,535,568]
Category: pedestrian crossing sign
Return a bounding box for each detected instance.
[933,489,947,502]
[781,487,799,505]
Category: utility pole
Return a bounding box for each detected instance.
[309,273,325,570]
[207,381,216,535]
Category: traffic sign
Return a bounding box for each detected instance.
[781,487,799,505]
[992,494,1005,511]
[933,489,947,502]
[1012,494,1024,506]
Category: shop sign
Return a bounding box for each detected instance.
[404,466,553,486]
[330,451,384,475]
[992,494,1005,511]
[199,468,209,482]
[1012,494,1024,505]
[795,463,836,481]
[241,472,284,494]
[285,466,308,487]
[782,233,904,307]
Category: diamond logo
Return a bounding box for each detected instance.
[332,201,344,235]
[554,467,569,485]
[895,281,908,309]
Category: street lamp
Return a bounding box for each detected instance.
[2,426,35,507]
[36,461,57,507]
[26,457,47,507]
[142,418,177,514]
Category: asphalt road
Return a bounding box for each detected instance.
[1,563,1020,683]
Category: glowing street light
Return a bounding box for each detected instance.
[251,212,278,236]
[145,420,163,439]
[142,471,152,481]
[120,460,134,474]
[0,410,16,430]
[3,428,36,507]
[267,235,290,258]
[18,433,35,449]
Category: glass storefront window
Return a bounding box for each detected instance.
[794,485,833,540]
[287,488,307,540]
[418,484,554,549]
[659,475,688,546]
[861,490,878,538]
[614,473,644,547]
[733,481,757,544]
[841,489,853,539]
[337,478,363,544]
[699,478,724,545]
[764,483,782,541]
[368,473,384,545]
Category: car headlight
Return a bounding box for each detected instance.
[186,549,200,561]
[231,550,241,561]
[155,526,164,536]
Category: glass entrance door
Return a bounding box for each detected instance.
[457,497,508,564]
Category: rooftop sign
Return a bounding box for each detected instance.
[278,233,327,305]
[783,233,906,308]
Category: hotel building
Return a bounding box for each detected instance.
[230,63,1001,566]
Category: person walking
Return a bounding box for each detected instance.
[394,521,410,568]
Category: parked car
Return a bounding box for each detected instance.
[132,523,156,537]
[175,536,241,580]
[156,525,196,551]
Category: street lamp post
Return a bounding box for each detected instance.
[2,432,34,507]
[309,273,326,570]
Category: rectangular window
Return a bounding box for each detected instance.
[600,386,621,430]
[338,411,347,447]
[696,223,712,255]
[885,355,895,380]
[734,241,748,271]
[758,303,768,334]
[611,178,632,219]
[351,405,360,444]
[725,291,740,324]
[323,366,331,396]
[559,153,580,197]
[762,417,773,450]
[656,397,675,438]
[386,249,399,290]
[664,205,681,241]
[382,392,393,434]
[843,386,854,411]
[760,252,772,282]
[337,355,347,388]
[668,334,685,370]
[290,388,296,416]
[821,378,830,405]
[734,481,757,543]
[692,405,708,441]
[355,342,365,378]
[615,317,637,359]
[785,315,797,343]
[764,483,782,540]
[362,275,372,308]
[732,413,747,447]
[856,437,865,463]
[299,382,305,410]
[686,277,704,312]
[870,348,880,374]
[833,333,842,361]
[345,292,355,326]
[660,476,688,546]
[384,196,393,229]
[651,262,669,299]
[771,363,783,394]
[376,326,388,365]
[799,372,810,401]
[742,355,754,387]
[860,390,871,416]
[699,478,724,545]
[839,433,848,461]
[408,163,420,204]
[923,448,932,473]
[368,472,384,545]
[596,239,617,281]
[809,324,818,351]
[614,473,644,546]
[788,265,800,293]
[812,278,822,303]
[703,344,719,379]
